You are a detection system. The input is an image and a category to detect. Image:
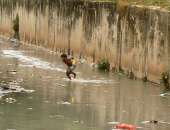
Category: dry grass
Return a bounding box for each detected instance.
[125,0,170,10]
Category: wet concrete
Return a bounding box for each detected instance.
[0,38,169,130]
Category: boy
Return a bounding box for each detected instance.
[61,53,76,80]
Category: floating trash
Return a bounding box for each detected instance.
[7,70,17,75]
[160,93,170,97]
[5,97,16,104]
[112,128,123,130]
[108,122,120,125]
[44,100,50,103]
[49,114,64,119]
[27,107,33,110]
[73,120,79,123]
[22,89,35,93]
[141,120,170,125]
[56,101,71,105]
[115,123,136,130]
[56,83,65,87]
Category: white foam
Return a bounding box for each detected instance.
[141,121,150,124]
[2,50,65,72]
[0,86,34,98]
[159,93,170,97]
[63,78,114,84]
[56,101,71,105]
[2,50,115,85]
[107,122,120,125]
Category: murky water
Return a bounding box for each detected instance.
[0,38,170,130]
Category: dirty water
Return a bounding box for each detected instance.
[0,39,169,130]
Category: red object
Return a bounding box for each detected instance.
[115,123,136,130]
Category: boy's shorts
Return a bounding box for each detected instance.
[67,65,76,72]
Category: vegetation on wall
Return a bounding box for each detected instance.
[97,59,110,71]
[13,14,20,40]
[161,72,169,90]
[120,0,170,10]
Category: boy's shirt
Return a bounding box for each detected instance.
[63,58,72,67]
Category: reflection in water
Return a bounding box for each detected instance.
[0,0,170,82]
[0,39,169,130]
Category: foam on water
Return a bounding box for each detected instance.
[159,93,170,97]
[63,78,114,84]
[1,50,65,72]
[0,84,35,98]
[2,50,115,85]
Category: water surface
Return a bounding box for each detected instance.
[0,39,169,130]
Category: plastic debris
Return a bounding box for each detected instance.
[108,122,120,125]
[115,123,136,130]
[5,97,16,104]
[44,100,50,103]
[141,120,170,125]
[56,101,71,105]
[73,120,79,123]
[160,93,170,97]
[49,114,64,119]
[27,107,33,110]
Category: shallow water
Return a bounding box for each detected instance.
[0,39,170,130]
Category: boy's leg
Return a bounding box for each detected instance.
[66,67,72,79]
[70,65,76,78]
[70,71,76,78]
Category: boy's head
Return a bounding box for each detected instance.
[61,53,67,60]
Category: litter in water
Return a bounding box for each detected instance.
[141,120,170,125]
[44,100,50,103]
[56,83,65,87]
[5,97,16,104]
[7,70,17,75]
[56,101,71,105]
[27,107,33,110]
[107,122,120,125]
[49,114,64,119]
[160,93,170,97]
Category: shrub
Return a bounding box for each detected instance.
[97,59,110,71]
[13,14,20,40]
[161,72,169,90]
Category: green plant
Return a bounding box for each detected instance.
[161,72,169,90]
[97,59,110,71]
